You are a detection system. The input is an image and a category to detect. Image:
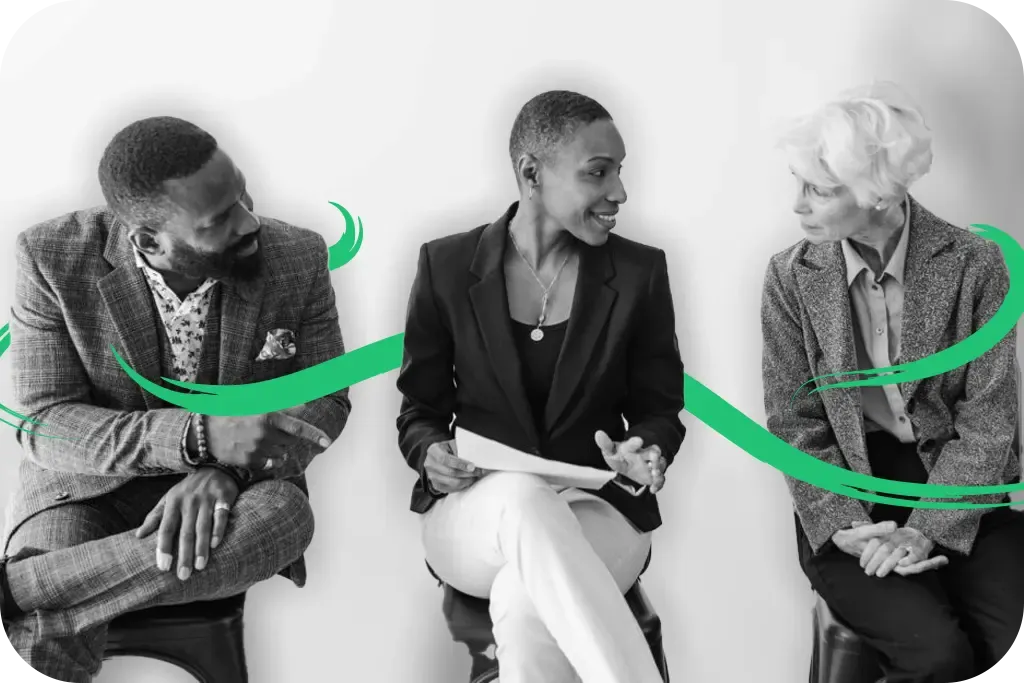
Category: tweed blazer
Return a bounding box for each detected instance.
[761,195,1019,556]
[3,206,351,586]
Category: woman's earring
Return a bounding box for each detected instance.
[529,185,535,200]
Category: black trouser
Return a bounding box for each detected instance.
[798,431,1024,683]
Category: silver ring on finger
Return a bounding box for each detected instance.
[214,501,232,513]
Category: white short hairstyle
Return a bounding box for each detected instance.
[780,81,934,208]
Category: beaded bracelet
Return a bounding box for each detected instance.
[195,412,208,459]
[183,413,212,467]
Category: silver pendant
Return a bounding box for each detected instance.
[530,327,544,342]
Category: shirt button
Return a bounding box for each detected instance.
[875,328,884,335]
[54,491,70,501]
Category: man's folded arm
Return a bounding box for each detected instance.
[11,232,194,476]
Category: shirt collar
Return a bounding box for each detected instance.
[841,197,911,287]
[132,246,218,295]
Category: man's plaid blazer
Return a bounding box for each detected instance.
[3,206,351,587]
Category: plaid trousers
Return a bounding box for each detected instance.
[3,476,314,683]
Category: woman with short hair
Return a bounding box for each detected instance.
[397,90,685,682]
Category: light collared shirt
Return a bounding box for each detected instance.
[133,249,220,461]
[133,248,219,384]
[840,200,916,444]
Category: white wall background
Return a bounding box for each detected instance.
[0,1,1022,682]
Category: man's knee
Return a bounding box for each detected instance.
[232,480,315,557]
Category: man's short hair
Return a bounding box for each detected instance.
[509,90,612,172]
[98,116,218,227]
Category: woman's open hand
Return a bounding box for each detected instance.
[595,430,667,493]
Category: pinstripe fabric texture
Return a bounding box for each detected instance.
[761,195,1019,556]
[3,205,352,588]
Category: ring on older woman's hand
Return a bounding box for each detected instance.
[263,457,274,470]
[214,502,231,513]
[897,544,914,554]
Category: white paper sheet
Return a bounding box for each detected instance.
[454,427,616,490]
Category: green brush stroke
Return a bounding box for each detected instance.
[326,201,364,270]
[0,325,44,426]
[796,224,1019,400]
[683,374,1019,509]
[111,333,405,415]
[104,212,1024,508]
[3,204,1023,507]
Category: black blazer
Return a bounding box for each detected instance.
[396,203,686,532]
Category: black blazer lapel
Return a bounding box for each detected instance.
[467,207,540,446]
[545,242,616,435]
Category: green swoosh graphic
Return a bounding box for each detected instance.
[326,201,364,270]
[1,204,1021,508]
[0,201,367,442]
[795,224,1019,401]
[117,340,1021,508]
[0,324,45,430]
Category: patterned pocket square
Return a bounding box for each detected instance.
[255,328,297,361]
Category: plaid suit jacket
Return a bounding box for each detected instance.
[761,195,1019,557]
[2,206,351,586]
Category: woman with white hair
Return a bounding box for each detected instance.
[761,82,1024,682]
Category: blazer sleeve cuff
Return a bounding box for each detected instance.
[611,473,649,497]
[416,447,445,500]
[151,409,198,473]
[799,504,872,555]
[904,509,981,557]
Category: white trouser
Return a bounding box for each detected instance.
[421,471,661,683]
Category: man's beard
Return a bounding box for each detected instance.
[169,232,263,281]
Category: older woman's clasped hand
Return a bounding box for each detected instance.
[838,520,950,578]
[595,430,668,494]
[423,439,489,494]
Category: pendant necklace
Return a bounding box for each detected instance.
[508,227,572,342]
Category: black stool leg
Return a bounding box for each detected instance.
[655,640,670,682]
